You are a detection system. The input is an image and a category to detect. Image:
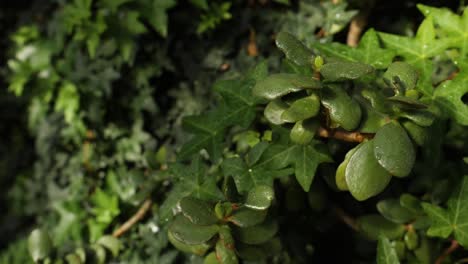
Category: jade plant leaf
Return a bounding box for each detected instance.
[281,94,320,122]
[383,61,419,92]
[235,220,278,245]
[169,215,219,245]
[244,185,275,210]
[377,235,400,264]
[358,214,406,241]
[179,196,218,225]
[336,144,363,191]
[314,28,395,69]
[167,231,213,256]
[264,99,289,125]
[422,176,468,247]
[253,73,321,100]
[373,122,415,177]
[345,141,392,201]
[320,60,374,81]
[275,31,314,66]
[227,207,267,228]
[377,199,415,224]
[28,229,53,262]
[289,119,318,145]
[321,85,362,131]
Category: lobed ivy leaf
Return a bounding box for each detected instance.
[314,29,395,69]
[422,176,468,247]
[378,17,452,96]
[433,62,468,125]
[377,235,400,264]
[418,4,468,57]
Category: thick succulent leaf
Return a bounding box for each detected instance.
[275,31,314,66]
[373,122,415,177]
[180,196,218,225]
[383,62,419,91]
[358,214,406,241]
[244,185,274,210]
[289,119,318,145]
[320,60,374,81]
[336,144,363,191]
[422,176,468,247]
[281,94,320,122]
[227,207,267,227]
[28,229,53,262]
[169,215,219,245]
[377,199,415,224]
[235,220,278,245]
[314,28,395,69]
[264,99,288,125]
[253,73,321,100]
[377,235,400,264]
[321,85,362,131]
[346,140,392,201]
[388,96,428,110]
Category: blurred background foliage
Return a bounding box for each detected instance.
[0,0,465,263]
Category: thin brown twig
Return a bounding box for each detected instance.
[347,14,367,47]
[332,206,360,231]
[113,198,153,238]
[318,127,374,143]
[247,29,258,57]
[435,239,460,264]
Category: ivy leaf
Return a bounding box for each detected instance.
[418,4,468,57]
[433,62,468,125]
[377,235,400,264]
[160,158,224,223]
[422,176,468,247]
[179,79,259,160]
[314,29,395,69]
[378,17,452,96]
[139,0,177,37]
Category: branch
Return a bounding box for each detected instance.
[247,29,258,57]
[113,198,153,238]
[435,239,460,264]
[332,206,360,232]
[318,127,374,143]
[347,14,367,47]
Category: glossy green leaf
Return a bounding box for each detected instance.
[96,235,121,257]
[235,220,278,245]
[320,60,374,81]
[228,207,267,227]
[346,141,392,201]
[336,144,363,191]
[374,122,415,177]
[387,96,427,110]
[289,119,318,145]
[169,215,219,245]
[253,74,321,100]
[321,85,362,131]
[276,31,314,66]
[404,229,419,250]
[292,143,333,192]
[433,63,468,125]
[400,193,423,214]
[204,252,219,264]
[281,94,320,122]
[28,229,52,262]
[168,231,212,256]
[383,61,419,91]
[358,215,406,241]
[399,109,435,127]
[378,17,452,95]
[422,176,468,247]
[377,199,415,224]
[402,121,427,146]
[264,99,288,125]
[314,28,395,69]
[180,196,218,225]
[377,235,400,264]
[216,226,238,264]
[244,185,274,210]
